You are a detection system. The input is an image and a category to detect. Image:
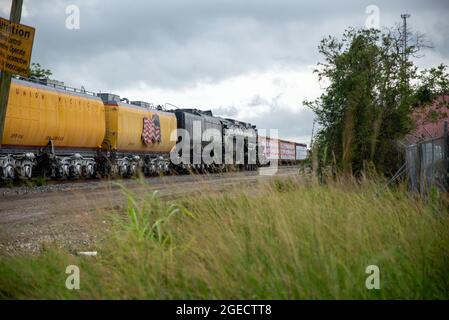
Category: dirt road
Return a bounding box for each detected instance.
[0,167,299,254]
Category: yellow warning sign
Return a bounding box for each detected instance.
[0,17,35,77]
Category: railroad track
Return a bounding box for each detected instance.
[0,165,300,190]
[0,165,300,195]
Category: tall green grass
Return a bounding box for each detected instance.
[0,177,448,299]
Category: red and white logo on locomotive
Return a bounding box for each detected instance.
[142,114,161,145]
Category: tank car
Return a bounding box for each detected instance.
[0,77,105,180]
[97,93,177,177]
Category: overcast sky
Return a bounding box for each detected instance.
[1,0,448,144]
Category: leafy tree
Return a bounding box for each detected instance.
[29,62,52,78]
[305,27,448,177]
[415,64,449,106]
[411,64,449,132]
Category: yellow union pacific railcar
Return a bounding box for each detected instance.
[0,77,263,182]
[0,78,106,180]
[97,93,177,176]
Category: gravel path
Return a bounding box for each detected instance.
[0,167,298,255]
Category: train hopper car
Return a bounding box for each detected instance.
[0,77,105,180]
[295,143,308,160]
[258,136,308,165]
[279,139,297,164]
[98,94,177,176]
[258,136,279,165]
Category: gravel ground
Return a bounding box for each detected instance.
[0,167,299,255]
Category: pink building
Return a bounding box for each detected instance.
[406,95,449,144]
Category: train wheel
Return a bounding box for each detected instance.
[23,164,32,179]
[4,165,15,179]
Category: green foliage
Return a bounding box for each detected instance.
[35,176,47,187]
[29,62,52,78]
[415,64,449,106]
[305,27,449,176]
[272,177,298,192]
[115,183,182,245]
[0,178,448,299]
[428,186,442,217]
[413,64,449,126]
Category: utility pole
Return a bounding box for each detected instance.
[310,118,316,149]
[0,0,24,146]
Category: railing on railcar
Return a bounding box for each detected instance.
[14,75,98,97]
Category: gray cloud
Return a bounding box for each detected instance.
[2,0,448,144]
[213,94,315,144]
[212,105,239,118]
[249,107,315,144]
[14,0,448,91]
[248,95,270,107]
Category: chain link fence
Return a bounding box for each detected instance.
[405,124,449,193]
